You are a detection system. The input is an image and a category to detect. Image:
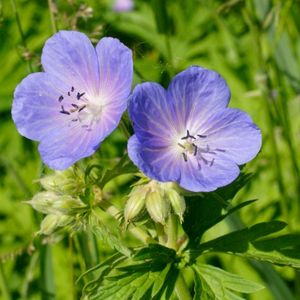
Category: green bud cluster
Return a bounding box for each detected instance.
[26,168,87,235]
[124,181,186,225]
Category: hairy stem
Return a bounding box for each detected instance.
[47,0,57,33]
[166,214,178,250]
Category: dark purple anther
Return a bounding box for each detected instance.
[71,86,74,92]
[177,143,185,149]
[79,105,86,112]
[58,95,64,102]
[182,152,188,162]
[193,144,198,156]
[68,91,71,96]
[77,92,85,100]
[197,134,207,138]
[71,104,79,108]
[181,130,196,140]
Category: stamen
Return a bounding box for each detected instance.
[71,119,78,122]
[181,130,196,140]
[71,86,74,92]
[202,156,208,165]
[60,105,70,115]
[197,161,202,170]
[182,152,188,162]
[197,134,207,138]
[79,105,86,112]
[210,158,215,167]
[68,91,71,96]
[58,95,64,102]
[216,148,226,152]
[177,143,185,149]
[193,144,198,156]
[71,104,79,109]
[77,92,85,100]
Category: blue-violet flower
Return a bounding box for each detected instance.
[12,31,133,170]
[128,66,261,192]
[113,0,134,12]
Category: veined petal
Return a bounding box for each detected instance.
[128,135,181,182]
[12,72,70,141]
[96,37,133,111]
[41,30,99,96]
[128,82,178,148]
[200,108,262,165]
[167,66,230,133]
[178,155,240,192]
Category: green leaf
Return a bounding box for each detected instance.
[89,212,131,257]
[192,264,263,300]
[196,264,264,293]
[133,244,176,263]
[190,221,300,268]
[151,0,170,34]
[83,244,179,300]
[183,195,256,244]
[196,221,287,254]
[151,263,172,297]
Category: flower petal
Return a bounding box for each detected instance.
[167,66,230,133]
[128,82,179,148]
[12,72,70,141]
[128,135,181,182]
[96,37,133,111]
[41,30,99,95]
[201,108,262,165]
[178,155,240,192]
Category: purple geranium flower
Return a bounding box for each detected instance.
[12,31,133,170]
[128,66,261,192]
[113,0,134,12]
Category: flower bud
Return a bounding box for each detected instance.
[146,189,170,224]
[124,186,147,223]
[39,214,60,235]
[26,191,86,215]
[39,168,84,195]
[25,191,59,214]
[165,189,186,222]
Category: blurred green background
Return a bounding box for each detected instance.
[1,0,300,299]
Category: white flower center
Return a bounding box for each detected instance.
[57,86,104,131]
[176,129,226,169]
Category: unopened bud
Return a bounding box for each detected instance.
[39,214,60,235]
[39,168,84,195]
[26,191,86,215]
[26,191,59,214]
[124,186,147,223]
[166,189,186,222]
[146,190,170,224]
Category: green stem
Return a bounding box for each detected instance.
[96,204,155,244]
[47,0,57,33]
[21,252,39,300]
[165,34,175,75]
[77,231,98,271]
[0,263,11,300]
[175,273,192,300]
[166,214,178,250]
[10,0,33,72]
[40,243,55,300]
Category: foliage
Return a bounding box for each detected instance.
[1,0,300,299]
